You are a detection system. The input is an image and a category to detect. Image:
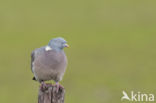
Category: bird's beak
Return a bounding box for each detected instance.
[64,44,69,48]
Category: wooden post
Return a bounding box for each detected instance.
[38,84,65,103]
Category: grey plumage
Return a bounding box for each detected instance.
[31,37,68,83]
[31,51,35,73]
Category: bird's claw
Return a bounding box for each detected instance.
[40,82,48,91]
[55,83,64,93]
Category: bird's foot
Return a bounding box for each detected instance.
[55,82,64,93]
[45,83,53,87]
[40,82,48,91]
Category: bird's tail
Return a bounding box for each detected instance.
[32,77,37,81]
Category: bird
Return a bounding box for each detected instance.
[31,37,69,92]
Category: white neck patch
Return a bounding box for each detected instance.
[45,46,52,51]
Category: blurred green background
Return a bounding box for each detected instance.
[0,0,156,103]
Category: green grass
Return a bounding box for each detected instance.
[0,0,156,103]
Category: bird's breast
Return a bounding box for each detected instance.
[41,50,67,70]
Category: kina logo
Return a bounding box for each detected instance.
[121,90,154,102]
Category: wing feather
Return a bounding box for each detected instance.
[31,51,35,73]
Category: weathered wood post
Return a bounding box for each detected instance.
[38,84,65,103]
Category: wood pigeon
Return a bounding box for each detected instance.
[31,37,69,92]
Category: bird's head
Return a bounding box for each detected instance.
[48,37,69,51]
